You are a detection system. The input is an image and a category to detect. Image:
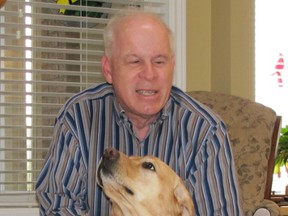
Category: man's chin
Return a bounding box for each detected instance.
[138,108,162,119]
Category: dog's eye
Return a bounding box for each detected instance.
[142,162,156,171]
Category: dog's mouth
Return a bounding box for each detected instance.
[96,148,135,196]
[97,164,135,195]
[123,185,134,195]
[96,161,104,187]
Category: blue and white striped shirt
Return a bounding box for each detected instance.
[36,82,243,216]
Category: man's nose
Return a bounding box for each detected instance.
[139,62,157,80]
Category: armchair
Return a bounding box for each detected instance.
[186,91,281,216]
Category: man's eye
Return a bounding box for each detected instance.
[142,162,156,171]
[127,59,140,64]
[131,60,140,64]
[154,58,167,65]
[155,61,164,64]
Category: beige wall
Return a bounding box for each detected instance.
[186,0,255,100]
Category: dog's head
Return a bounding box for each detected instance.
[97,148,194,216]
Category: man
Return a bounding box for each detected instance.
[36,10,243,215]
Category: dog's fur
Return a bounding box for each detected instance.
[97,148,194,216]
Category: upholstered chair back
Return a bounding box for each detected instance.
[186,91,281,216]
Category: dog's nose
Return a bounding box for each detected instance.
[97,148,120,186]
[103,147,120,161]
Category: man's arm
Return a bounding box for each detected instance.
[35,120,88,216]
[189,121,243,216]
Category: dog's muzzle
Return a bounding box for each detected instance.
[97,147,120,187]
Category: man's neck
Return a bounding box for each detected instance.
[127,113,159,141]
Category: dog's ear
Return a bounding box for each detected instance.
[174,180,194,216]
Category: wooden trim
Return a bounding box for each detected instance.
[280,206,288,216]
[265,116,282,199]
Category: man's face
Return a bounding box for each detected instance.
[102,15,175,120]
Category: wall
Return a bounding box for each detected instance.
[186,0,255,100]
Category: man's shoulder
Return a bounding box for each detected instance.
[170,86,222,125]
[69,83,114,103]
[170,86,207,112]
[57,83,114,119]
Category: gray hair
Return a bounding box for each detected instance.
[103,9,174,57]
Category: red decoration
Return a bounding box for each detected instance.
[0,0,7,8]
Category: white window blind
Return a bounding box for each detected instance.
[0,0,185,209]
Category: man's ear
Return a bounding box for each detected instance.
[101,55,112,84]
[174,180,194,216]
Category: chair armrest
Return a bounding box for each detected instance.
[253,208,270,216]
[253,199,280,216]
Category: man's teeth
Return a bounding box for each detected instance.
[136,90,156,95]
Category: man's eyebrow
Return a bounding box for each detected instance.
[153,54,170,60]
[123,54,170,60]
[124,54,139,59]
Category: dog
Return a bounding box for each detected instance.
[97,148,194,216]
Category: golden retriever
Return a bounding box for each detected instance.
[97,148,194,216]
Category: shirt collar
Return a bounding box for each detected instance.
[113,97,171,125]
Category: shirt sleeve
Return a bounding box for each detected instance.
[189,121,243,216]
[35,117,88,216]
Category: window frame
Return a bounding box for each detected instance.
[0,0,186,210]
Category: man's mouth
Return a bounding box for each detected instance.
[136,90,157,96]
